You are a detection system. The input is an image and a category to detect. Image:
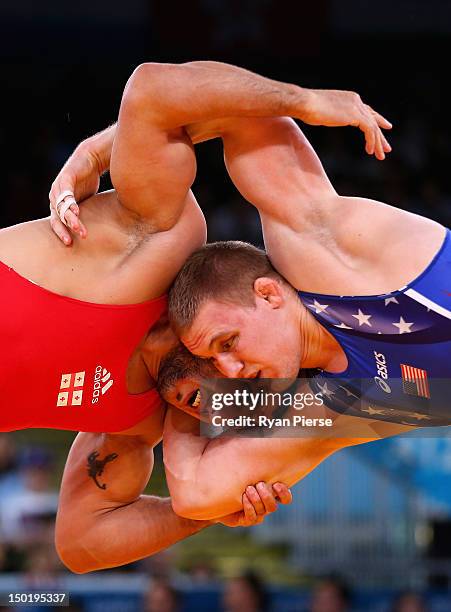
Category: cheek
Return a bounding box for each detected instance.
[240,328,271,357]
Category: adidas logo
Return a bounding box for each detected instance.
[92,365,114,404]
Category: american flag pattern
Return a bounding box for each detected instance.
[299,232,451,426]
[400,364,430,399]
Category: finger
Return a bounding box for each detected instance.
[272,483,293,505]
[246,486,266,516]
[77,217,88,239]
[242,493,258,524]
[376,124,388,160]
[245,485,266,515]
[50,213,72,245]
[374,129,385,161]
[381,132,392,153]
[372,109,393,130]
[66,202,87,238]
[69,202,80,217]
[64,209,81,232]
[363,123,375,156]
[255,482,277,513]
[54,191,75,216]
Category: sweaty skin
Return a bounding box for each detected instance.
[56,419,292,573]
[40,62,391,569]
[163,117,446,519]
[178,116,445,380]
[159,348,414,520]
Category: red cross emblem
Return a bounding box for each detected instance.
[57,371,85,407]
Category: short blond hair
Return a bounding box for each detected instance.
[168,241,287,331]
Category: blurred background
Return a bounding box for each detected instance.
[1,0,451,610]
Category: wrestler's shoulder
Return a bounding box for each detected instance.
[80,188,205,254]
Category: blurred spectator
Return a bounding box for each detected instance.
[23,543,65,589]
[187,557,218,584]
[145,579,181,612]
[309,575,351,612]
[140,548,179,580]
[0,540,24,572]
[222,570,270,612]
[0,434,23,496]
[0,447,58,545]
[391,591,428,612]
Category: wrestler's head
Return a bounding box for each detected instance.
[168,241,302,381]
[157,343,223,419]
[157,343,293,421]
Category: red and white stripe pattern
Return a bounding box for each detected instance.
[400,364,430,399]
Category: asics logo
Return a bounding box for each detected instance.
[373,351,391,394]
[92,365,114,404]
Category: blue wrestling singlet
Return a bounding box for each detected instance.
[299,229,451,426]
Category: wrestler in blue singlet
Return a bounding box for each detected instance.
[299,230,451,426]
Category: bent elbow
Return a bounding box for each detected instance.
[123,62,176,109]
[170,489,196,519]
[55,528,101,574]
[171,488,224,521]
[55,544,93,575]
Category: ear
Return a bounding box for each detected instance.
[253,277,284,308]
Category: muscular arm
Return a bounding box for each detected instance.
[218,116,444,294]
[110,61,308,230]
[163,408,363,520]
[55,430,209,573]
[50,62,390,244]
[163,369,418,524]
[110,61,391,229]
[49,124,116,244]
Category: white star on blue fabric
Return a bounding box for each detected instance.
[384,297,399,306]
[317,381,335,399]
[352,309,373,327]
[339,386,360,399]
[392,316,414,334]
[361,406,386,416]
[308,300,329,314]
[334,322,352,329]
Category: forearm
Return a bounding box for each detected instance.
[49,123,117,227]
[78,124,116,175]
[127,61,312,129]
[56,431,171,573]
[56,495,208,573]
[163,410,340,520]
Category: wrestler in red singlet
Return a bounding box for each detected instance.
[0,261,166,433]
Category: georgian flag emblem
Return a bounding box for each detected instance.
[57,372,85,406]
[56,366,114,407]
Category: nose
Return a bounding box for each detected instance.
[214,353,244,378]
